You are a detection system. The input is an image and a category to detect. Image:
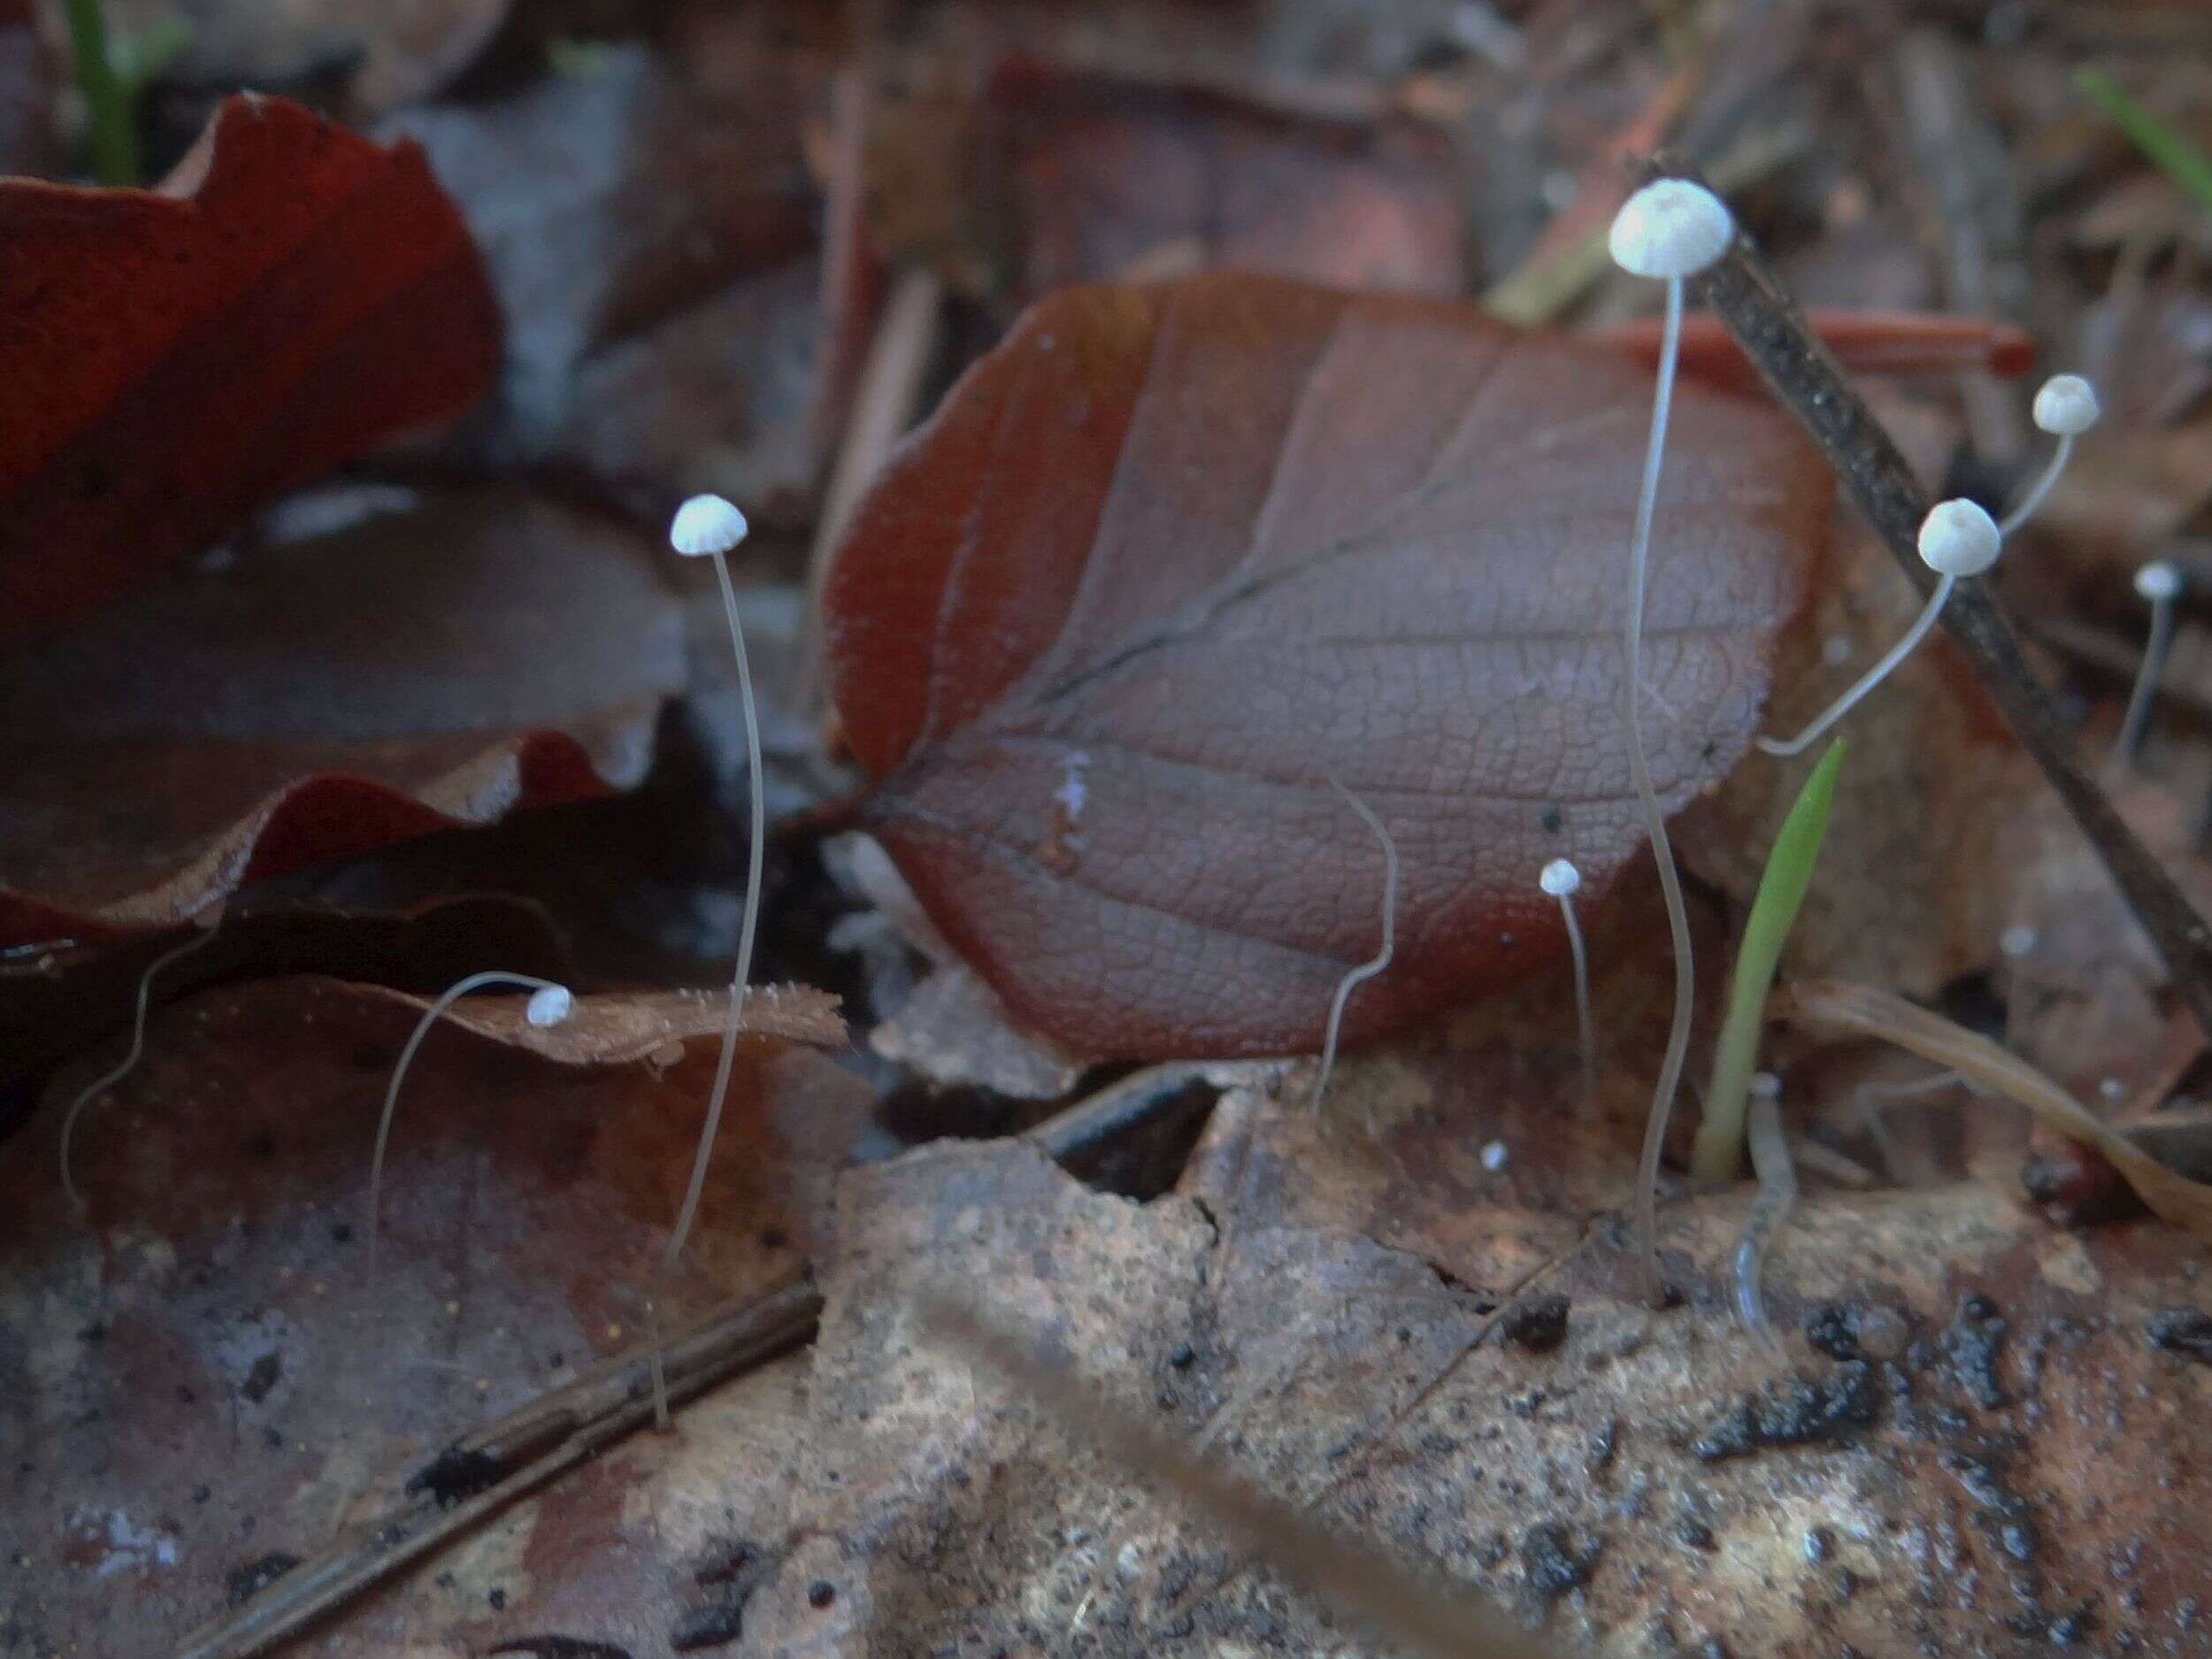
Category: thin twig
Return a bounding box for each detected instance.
[173,1276,823,1659]
[1660,159,2212,1041]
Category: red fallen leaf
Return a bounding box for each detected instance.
[979,58,1465,303]
[0,93,498,644]
[1595,310,2039,393]
[826,273,1831,1059]
[0,488,683,949]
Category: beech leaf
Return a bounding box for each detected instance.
[0,93,498,642]
[0,488,682,947]
[826,273,1831,1058]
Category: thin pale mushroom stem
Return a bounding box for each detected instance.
[1307,778,1400,1125]
[1732,1073,1796,1363]
[652,507,768,1431]
[1540,859,1596,1106]
[367,970,568,1276]
[1626,273,1700,1302]
[1756,575,1954,758]
[1558,893,1596,1104]
[58,921,222,1214]
[1997,433,2074,539]
[2116,562,2181,766]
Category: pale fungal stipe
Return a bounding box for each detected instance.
[58,916,223,1213]
[1732,1071,1795,1363]
[2116,559,2182,765]
[2001,373,2101,538]
[1757,499,2001,758]
[655,491,769,1428]
[1609,177,1733,1299]
[1539,858,1596,1103]
[369,971,573,1271]
[1308,778,1400,1123]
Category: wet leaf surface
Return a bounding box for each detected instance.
[0,975,875,1658]
[0,94,497,641]
[827,272,1831,1057]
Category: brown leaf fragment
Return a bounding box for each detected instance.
[349,979,846,1062]
[978,58,1467,303]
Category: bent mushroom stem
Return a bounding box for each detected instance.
[1757,576,1953,758]
[1308,777,1399,1126]
[368,971,572,1276]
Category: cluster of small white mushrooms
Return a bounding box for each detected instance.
[1540,176,2125,1302]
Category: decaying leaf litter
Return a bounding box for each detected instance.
[8,2,2212,1655]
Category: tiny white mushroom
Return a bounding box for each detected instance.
[1539,857,1597,1104]
[1759,498,2001,757]
[526,984,575,1027]
[2116,558,2183,765]
[1609,178,1734,1300]
[657,492,768,1429]
[1607,178,1736,279]
[2001,373,2101,537]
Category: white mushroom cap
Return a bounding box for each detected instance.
[669,494,749,557]
[1917,498,2002,578]
[1608,180,1735,280]
[2136,559,2182,603]
[1539,857,1582,898]
[2032,374,2101,437]
[526,984,575,1027]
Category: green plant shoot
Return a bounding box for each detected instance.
[64,0,135,186]
[1693,738,1845,1181]
[2077,67,2212,218]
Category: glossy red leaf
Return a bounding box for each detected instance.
[0,93,498,644]
[826,273,1831,1059]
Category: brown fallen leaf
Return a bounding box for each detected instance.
[4,975,874,1657]
[0,94,498,643]
[826,273,1830,1058]
[350,979,846,1062]
[1778,979,2212,1244]
[0,488,683,947]
[977,57,1466,303]
[384,43,827,518]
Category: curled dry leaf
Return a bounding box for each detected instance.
[349,979,846,1062]
[0,489,683,948]
[826,273,1830,1057]
[1777,979,2212,1244]
[0,94,498,642]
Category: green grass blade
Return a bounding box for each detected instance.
[1694,739,1846,1181]
[2077,67,2212,218]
